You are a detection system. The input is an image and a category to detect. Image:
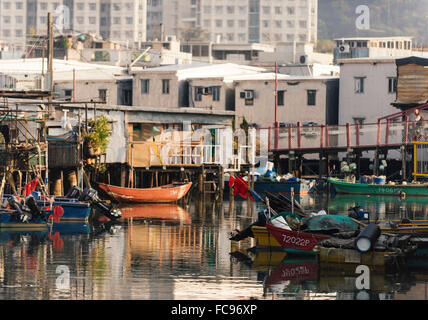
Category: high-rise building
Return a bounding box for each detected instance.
[147,0,318,44]
[0,0,147,58]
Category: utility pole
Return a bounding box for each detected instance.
[46,12,54,189]
[47,13,54,100]
[274,61,279,149]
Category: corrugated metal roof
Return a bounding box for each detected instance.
[0,58,129,81]
[136,63,267,80]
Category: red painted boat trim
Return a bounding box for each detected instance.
[98,182,192,203]
[266,223,330,251]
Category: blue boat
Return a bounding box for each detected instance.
[253,179,315,195]
[37,198,92,222]
[3,194,92,222]
[0,209,47,230]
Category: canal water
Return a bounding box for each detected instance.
[1,192,428,300]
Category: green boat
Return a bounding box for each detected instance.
[328,178,428,197]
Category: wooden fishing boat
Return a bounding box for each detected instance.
[252,226,282,248]
[328,178,428,196]
[266,223,330,252]
[97,182,192,203]
[0,209,47,230]
[3,195,92,222]
[254,179,315,195]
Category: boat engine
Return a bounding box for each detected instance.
[26,194,46,221]
[79,187,122,220]
[65,186,83,199]
[7,196,32,223]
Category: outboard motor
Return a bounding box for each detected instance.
[79,188,122,220]
[7,196,31,223]
[26,194,46,221]
[66,186,83,199]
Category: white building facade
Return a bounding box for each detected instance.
[338,57,398,126]
[0,0,147,59]
[148,0,318,45]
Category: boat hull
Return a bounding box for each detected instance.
[328,178,428,196]
[254,180,314,195]
[266,223,330,252]
[0,210,47,230]
[252,226,281,248]
[3,195,92,222]
[98,182,192,203]
[39,200,91,222]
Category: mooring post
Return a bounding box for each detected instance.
[401,145,407,181]
[374,148,380,176]
[219,166,224,200]
[229,172,234,216]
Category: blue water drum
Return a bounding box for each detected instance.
[360,176,367,184]
[375,176,386,185]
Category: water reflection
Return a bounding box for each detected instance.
[1,193,428,300]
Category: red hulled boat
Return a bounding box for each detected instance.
[98,182,192,203]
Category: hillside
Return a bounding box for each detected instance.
[318,0,428,45]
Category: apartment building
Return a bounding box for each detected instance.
[147,0,318,44]
[333,37,413,64]
[0,0,28,57]
[0,0,147,59]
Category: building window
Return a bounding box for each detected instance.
[141,79,149,94]
[307,90,317,106]
[64,89,72,96]
[194,87,202,101]
[353,117,365,127]
[354,77,365,93]
[212,87,221,101]
[277,90,285,106]
[388,77,397,94]
[99,89,107,102]
[162,80,170,94]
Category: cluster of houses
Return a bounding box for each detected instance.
[2,35,428,171]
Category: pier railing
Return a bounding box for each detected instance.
[265,119,424,153]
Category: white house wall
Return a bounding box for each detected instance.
[234,79,330,128]
[338,60,398,125]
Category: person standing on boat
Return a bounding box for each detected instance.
[413,109,425,141]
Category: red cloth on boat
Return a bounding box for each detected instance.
[229,175,254,200]
[228,175,235,188]
[24,178,38,196]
